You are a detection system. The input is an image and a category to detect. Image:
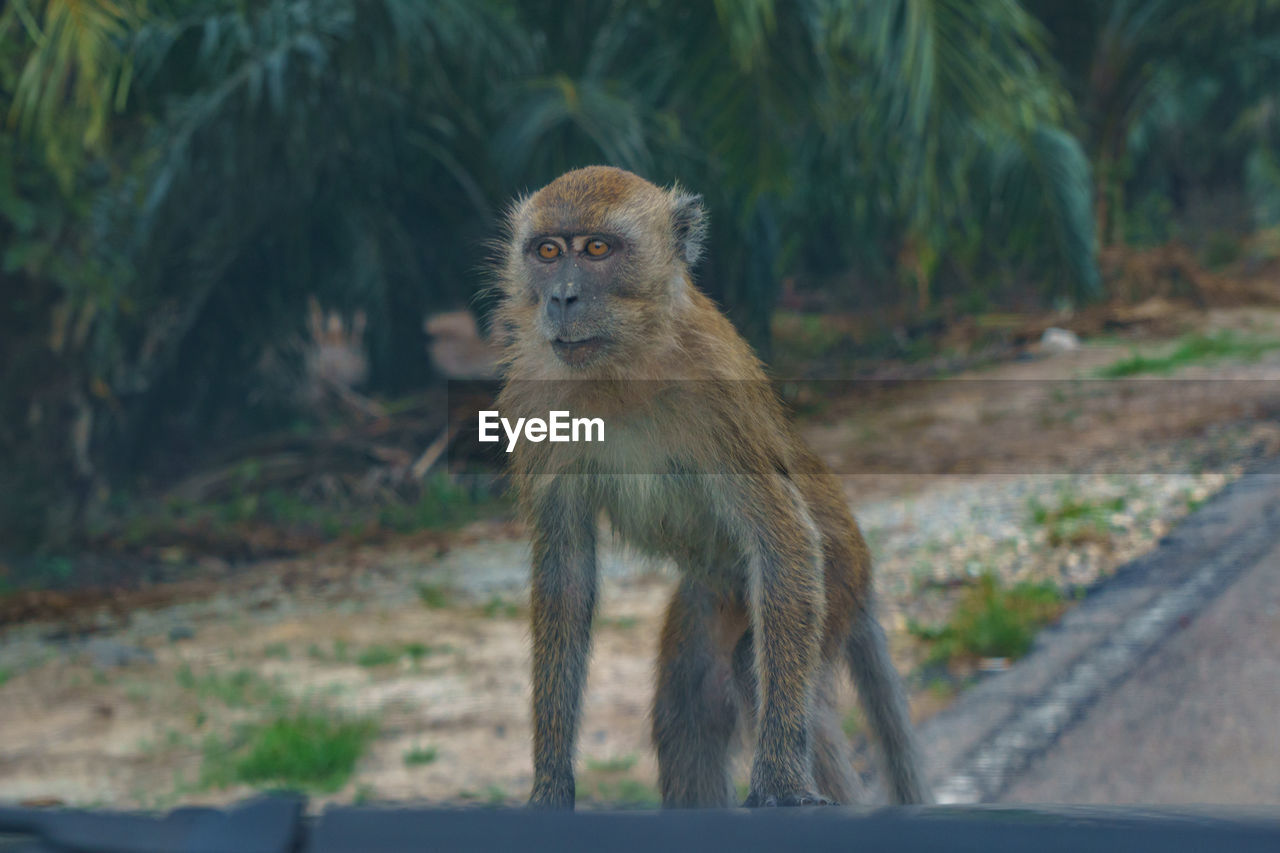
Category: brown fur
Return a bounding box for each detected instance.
[495,166,928,809]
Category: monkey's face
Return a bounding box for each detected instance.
[501,166,706,373]
[522,231,630,367]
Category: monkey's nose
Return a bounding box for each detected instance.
[546,285,581,324]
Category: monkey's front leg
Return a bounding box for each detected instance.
[527,504,598,809]
[741,483,830,808]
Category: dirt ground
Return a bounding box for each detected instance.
[2,307,1280,810]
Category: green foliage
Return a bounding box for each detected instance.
[94,472,503,558]
[415,583,454,610]
[1098,331,1280,377]
[1,0,140,186]
[0,667,12,687]
[910,574,1065,665]
[1026,0,1280,244]
[7,0,1280,553]
[402,745,438,766]
[354,646,399,668]
[579,778,662,809]
[808,0,1100,302]
[377,474,502,533]
[1030,493,1125,548]
[175,664,285,710]
[355,642,450,668]
[585,754,637,773]
[480,596,521,619]
[205,713,376,793]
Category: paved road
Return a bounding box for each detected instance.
[1004,532,1280,804]
[920,457,1280,806]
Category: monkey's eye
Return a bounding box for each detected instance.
[584,238,611,258]
[537,241,561,260]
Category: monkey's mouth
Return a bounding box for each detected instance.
[551,337,605,365]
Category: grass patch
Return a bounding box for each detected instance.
[416,582,454,610]
[0,667,11,688]
[1098,331,1280,378]
[581,778,662,809]
[378,474,505,534]
[355,642,453,668]
[355,646,401,668]
[204,713,377,793]
[772,312,846,363]
[403,745,439,766]
[100,471,507,557]
[586,754,637,773]
[175,665,285,710]
[263,643,290,660]
[481,596,521,619]
[1030,494,1125,548]
[909,574,1066,667]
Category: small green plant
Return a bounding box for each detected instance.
[175,665,283,709]
[1098,331,1280,378]
[481,596,521,619]
[586,754,638,773]
[404,642,453,662]
[925,677,959,702]
[379,473,505,533]
[1031,493,1124,548]
[207,713,377,793]
[909,574,1066,666]
[484,784,508,806]
[403,745,439,766]
[597,615,639,631]
[1202,231,1242,269]
[356,646,400,668]
[263,643,290,660]
[416,583,453,610]
[582,778,661,809]
[0,667,11,688]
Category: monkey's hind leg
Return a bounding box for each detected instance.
[651,578,745,808]
[845,602,931,804]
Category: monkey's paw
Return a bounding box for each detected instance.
[742,790,834,808]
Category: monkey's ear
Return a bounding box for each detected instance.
[670,189,707,267]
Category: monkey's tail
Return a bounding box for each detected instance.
[844,602,932,805]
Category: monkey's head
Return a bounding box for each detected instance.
[498,166,706,374]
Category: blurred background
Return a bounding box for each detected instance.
[2,0,1280,811]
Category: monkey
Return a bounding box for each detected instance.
[492,166,930,809]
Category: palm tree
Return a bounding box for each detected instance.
[496,0,1099,340]
[2,0,1103,546]
[1026,0,1280,245]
